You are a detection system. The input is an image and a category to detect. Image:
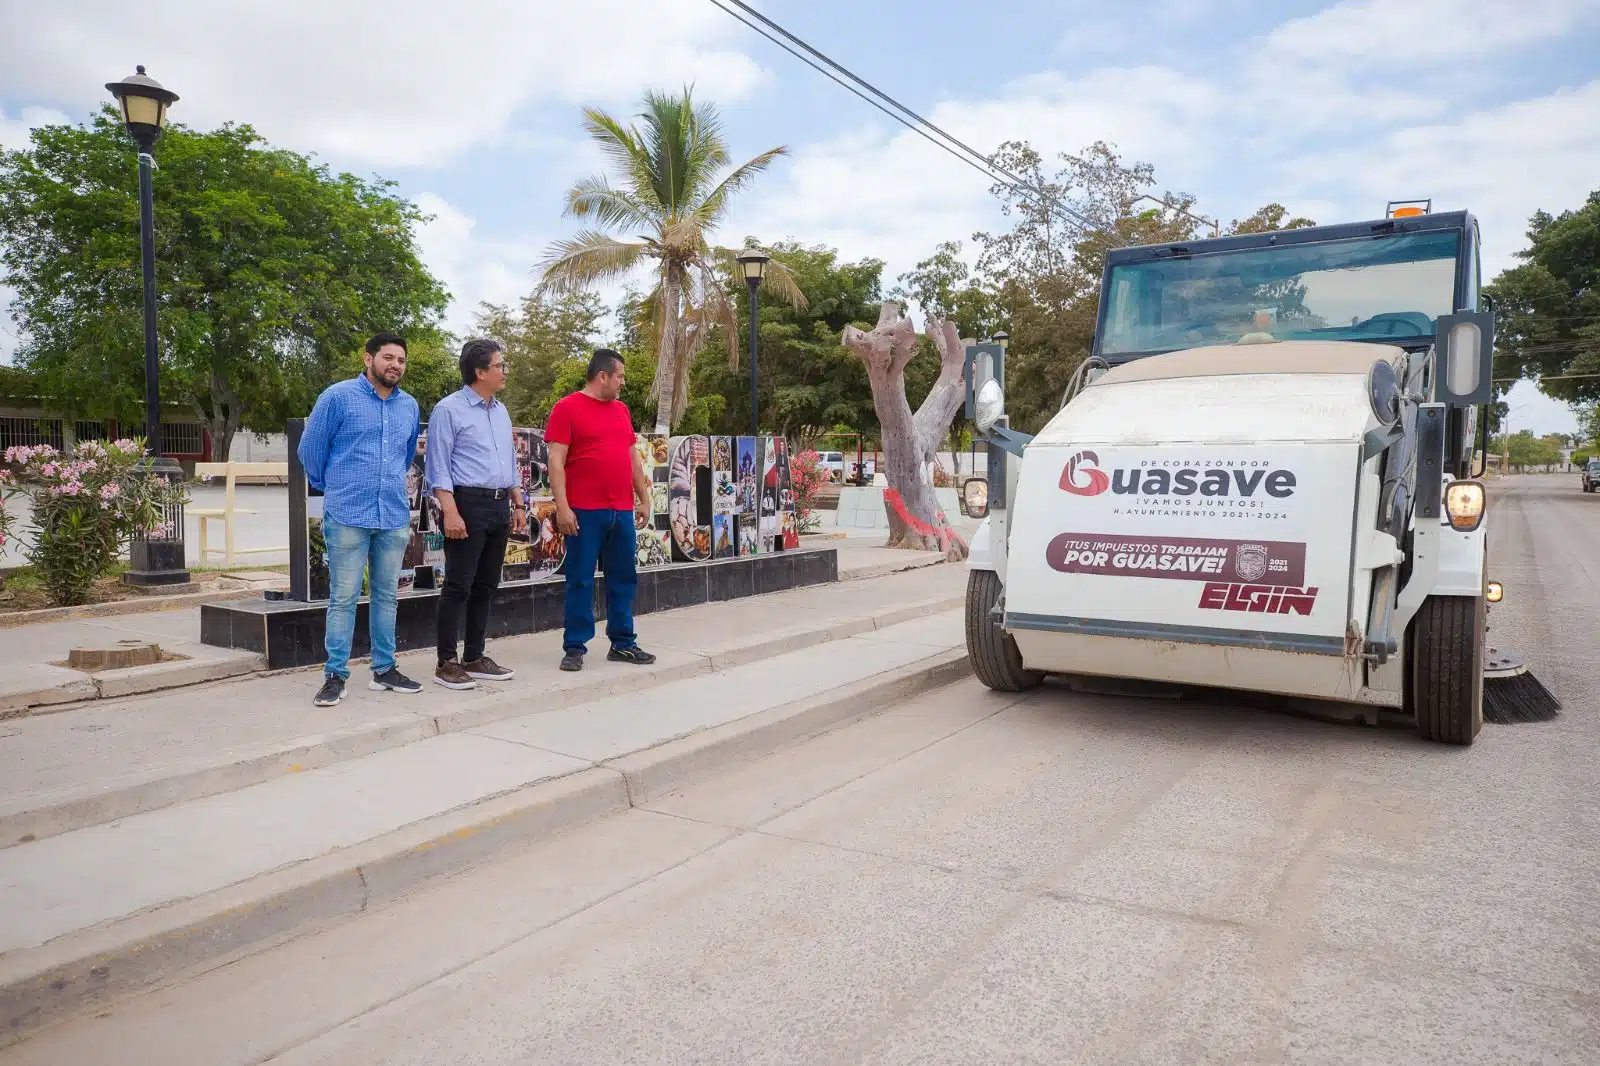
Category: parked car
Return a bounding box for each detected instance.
[1582,458,1600,492]
[816,451,845,482]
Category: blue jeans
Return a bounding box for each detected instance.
[323,516,412,680]
[563,508,638,655]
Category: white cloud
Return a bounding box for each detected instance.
[732,0,1597,311]
[0,106,72,153]
[1282,80,1600,277]
[413,191,641,344]
[735,64,1226,299]
[1503,379,1580,437]
[413,192,546,338]
[0,0,766,168]
[1265,0,1595,64]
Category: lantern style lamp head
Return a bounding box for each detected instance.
[737,249,770,286]
[992,329,1010,350]
[105,65,179,150]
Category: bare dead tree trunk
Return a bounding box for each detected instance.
[842,302,969,560]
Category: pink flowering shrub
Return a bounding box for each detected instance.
[790,449,830,534]
[1,438,186,606]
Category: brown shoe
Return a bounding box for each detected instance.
[433,660,478,690]
[462,656,514,681]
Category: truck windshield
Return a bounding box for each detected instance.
[1100,229,1461,357]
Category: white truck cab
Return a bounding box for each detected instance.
[960,206,1505,745]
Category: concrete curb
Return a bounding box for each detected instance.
[612,648,971,806]
[0,652,971,1047]
[0,553,930,719]
[0,653,265,719]
[0,769,630,1048]
[0,595,964,847]
[839,554,951,581]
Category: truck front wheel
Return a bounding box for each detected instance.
[964,570,1042,692]
[1407,594,1484,745]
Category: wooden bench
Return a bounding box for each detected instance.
[191,461,289,565]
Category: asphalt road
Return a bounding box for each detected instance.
[5,474,1596,1066]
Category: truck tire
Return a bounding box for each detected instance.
[965,570,1042,692]
[1408,594,1484,745]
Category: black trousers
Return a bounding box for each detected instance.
[436,491,511,664]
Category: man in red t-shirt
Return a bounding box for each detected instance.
[545,349,655,671]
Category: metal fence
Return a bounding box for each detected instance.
[0,416,64,453]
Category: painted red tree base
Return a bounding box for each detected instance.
[842,302,970,561]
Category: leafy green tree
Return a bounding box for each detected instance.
[889,241,1002,340]
[1492,429,1564,468]
[1580,401,1600,448]
[535,88,806,432]
[1227,204,1318,235]
[0,109,448,459]
[970,141,1201,432]
[690,241,885,442]
[336,328,458,417]
[544,346,666,431]
[1486,190,1600,406]
[959,138,1319,433]
[472,290,606,426]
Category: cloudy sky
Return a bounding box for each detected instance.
[2,0,1597,433]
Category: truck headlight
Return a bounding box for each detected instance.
[962,477,989,519]
[975,380,1005,432]
[1444,479,1486,532]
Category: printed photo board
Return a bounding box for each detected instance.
[288,418,800,604]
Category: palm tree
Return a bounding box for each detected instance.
[535,88,806,432]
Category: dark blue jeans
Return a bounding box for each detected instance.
[563,508,638,655]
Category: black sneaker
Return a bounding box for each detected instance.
[314,675,346,706]
[607,645,657,665]
[559,652,584,672]
[369,668,422,694]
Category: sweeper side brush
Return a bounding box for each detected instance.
[1483,646,1561,724]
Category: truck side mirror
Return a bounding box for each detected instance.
[961,476,989,519]
[1434,310,1495,407]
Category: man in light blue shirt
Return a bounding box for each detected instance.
[297,332,423,706]
[424,337,527,691]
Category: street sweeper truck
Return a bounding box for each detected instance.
[959,203,1558,745]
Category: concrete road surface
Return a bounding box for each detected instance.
[6,475,1597,1065]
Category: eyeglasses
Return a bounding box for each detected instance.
[489,360,509,372]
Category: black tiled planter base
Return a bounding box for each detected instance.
[201,547,840,672]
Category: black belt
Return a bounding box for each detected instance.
[452,485,514,499]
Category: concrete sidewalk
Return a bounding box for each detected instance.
[0,611,263,716]
[0,573,971,1042]
[0,529,950,717]
[0,563,964,846]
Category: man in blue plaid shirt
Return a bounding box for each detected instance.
[297,332,424,706]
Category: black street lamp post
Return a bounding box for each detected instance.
[106,65,190,586]
[737,249,770,440]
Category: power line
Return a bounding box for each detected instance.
[705,0,1101,234]
[1493,372,1600,383]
